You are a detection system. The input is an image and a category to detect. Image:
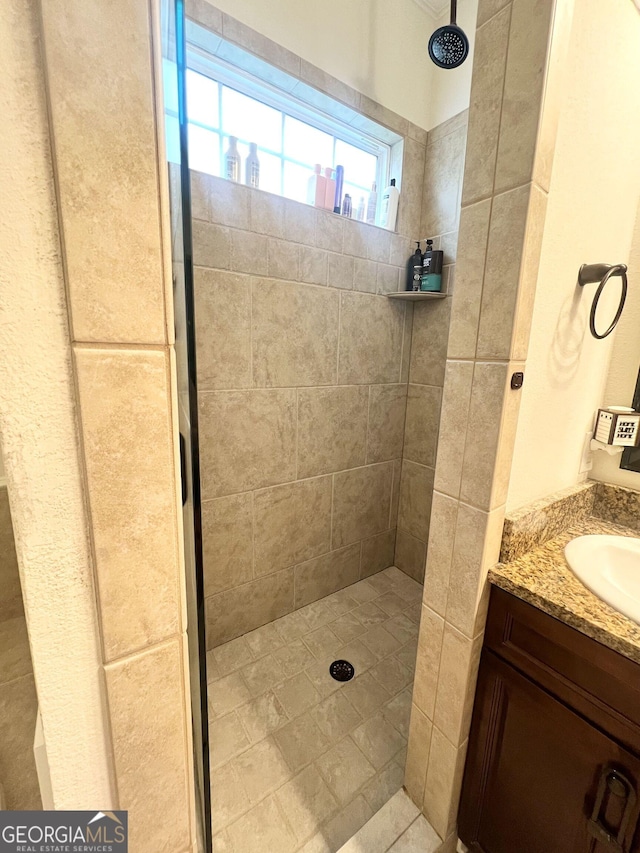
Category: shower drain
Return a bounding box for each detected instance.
[329,660,355,682]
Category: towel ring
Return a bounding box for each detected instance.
[578,263,628,340]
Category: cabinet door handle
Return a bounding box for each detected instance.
[587,766,637,852]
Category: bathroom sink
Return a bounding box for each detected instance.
[564,535,640,626]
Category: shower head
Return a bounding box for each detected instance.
[428,0,469,69]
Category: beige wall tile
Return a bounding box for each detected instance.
[398,461,435,542]
[298,387,368,478]
[475,184,531,359]
[339,294,405,385]
[283,198,317,245]
[222,13,301,76]
[394,529,427,584]
[434,625,483,747]
[230,230,268,275]
[446,502,505,638]
[353,258,378,294]
[105,640,190,853]
[202,493,253,596]
[461,7,512,206]
[268,238,300,280]
[458,362,509,510]
[343,220,369,259]
[434,360,474,499]
[205,569,294,647]
[327,253,355,290]
[192,220,232,270]
[199,389,296,499]
[403,385,442,468]
[421,130,467,238]
[404,704,432,807]
[193,172,251,229]
[251,191,285,238]
[409,300,451,387]
[423,492,458,617]
[367,385,408,464]
[195,269,251,390]
[0,674,40,809]
[447,200,492,359]
[390,458,402,528]
[299,60,360,108]
[412,606,444,720]
[493,0,555,194]
[510,186,548,360]
[254,477,332,575]
[40,0,166,344]
[423,729,467,840]
[0,488,23,622]
[398,138,427,239]
[185,0,223,32]
[366,227,392,265]
[377,264,401,296]
[477,0,510,28]
[294,544,361,608]
[252,280,339,387]
[361,529,396,578]
[332,463,394,549]
[400,304,414,384]
[300,246,328,286]
[74,348,180,660]
[316,209,344,252]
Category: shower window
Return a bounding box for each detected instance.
[163,52,390,211]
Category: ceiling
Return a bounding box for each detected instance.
[412,0,450,18]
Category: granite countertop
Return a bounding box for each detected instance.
[490,516,640,665]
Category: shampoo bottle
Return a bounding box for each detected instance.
[307,164,326,207]
[342,194,352,217]
[224,136,241,182]
[379,178,400,231]
[366,182,377,225]
[245,142,260,189]
[356,196,366,222]
[420,240,444,292]
[406,242,423,291]
[324,168,336,211]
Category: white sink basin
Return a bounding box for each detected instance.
[564,535,640,626]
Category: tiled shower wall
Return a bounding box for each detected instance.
[0,487,40,809]
[191,173,415,648]
[395,112,468,584]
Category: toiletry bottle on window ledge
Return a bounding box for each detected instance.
[224,136,241,183]
[333,165,344,214]
[245,142,260,189]
[307,164,326,207]
[342,194,352,217]
[366,181,377,225]
[380,178,399,231]
[324,168,336,211]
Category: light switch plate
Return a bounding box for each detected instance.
[579,430,594,474]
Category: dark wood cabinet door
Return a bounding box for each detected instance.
[459,650,640,853]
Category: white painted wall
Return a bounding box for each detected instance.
[209,0,476,130]
[507,0,640,511]
[428,0,478,129]
[591,201,640,490]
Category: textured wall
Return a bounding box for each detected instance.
[395,111,469,584]
[0,487,40,809]
[0,0,113,808]
[191,173,416,647]
[507,0,640,511]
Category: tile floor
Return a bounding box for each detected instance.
[207,566,421,853]
[337,789,443,853]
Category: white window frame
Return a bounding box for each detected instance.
[179,44,390,202]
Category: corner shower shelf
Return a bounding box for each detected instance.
[386,291,447,301]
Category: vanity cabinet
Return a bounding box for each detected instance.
[459,587,640,853]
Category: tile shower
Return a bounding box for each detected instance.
[185,6,469,848]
